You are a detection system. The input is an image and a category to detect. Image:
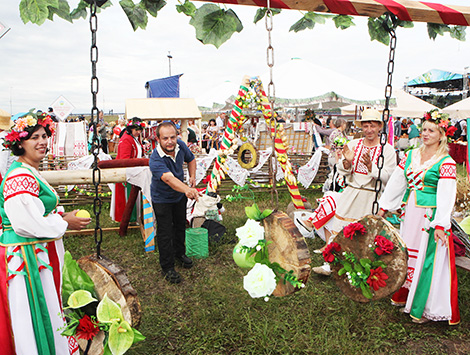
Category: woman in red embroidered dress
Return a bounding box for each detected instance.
[379,111,460,324]
[111,117,146,222]
[0,111,91,354]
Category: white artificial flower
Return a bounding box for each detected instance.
[264,297,270,302]
[243,263,277,298]
[236,219,265,248]
[256,245,262,251]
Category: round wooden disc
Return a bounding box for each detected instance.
[263,211,311,297]
[330,214,408,303]
[76,255,142,353]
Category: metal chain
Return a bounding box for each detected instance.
[265,0,278,208]
[89,0,103,257]
[372,15,397,215]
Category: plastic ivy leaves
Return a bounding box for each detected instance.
[244,203,272,221]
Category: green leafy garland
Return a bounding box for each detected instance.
[17,1,466,48]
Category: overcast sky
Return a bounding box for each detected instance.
[1,0,470,114]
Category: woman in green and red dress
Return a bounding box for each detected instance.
[379,111,460,325]
[0,111,90,354]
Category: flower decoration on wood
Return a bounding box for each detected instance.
[233,203,305,301]
[324,221,397,300]
[61,252,145,355]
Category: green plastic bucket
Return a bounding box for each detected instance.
[185,227,209,259]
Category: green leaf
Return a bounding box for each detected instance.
[368,17,390,45]
[245,203,261,220]
[254,8,267,24]
[132,328,146,344]
[397,20,414,29]
[189,3,243,48]
[360,258,371,267]
[289,15,315,33]
[253,8,281,24]
[338,267,346,276]
[97,293,124,323]
[305,12,330,24]
[333,15,355,30]
[47,0,72,22]
[259,208,273,220]
[103,342,113,355]
[427,23,450,40]
[354,263,364,273]
[120,0,148,31]
[342,261,353,273]
[360,282,373,299]
[62,251,96,305]
[108,321,134,355]
[20,0,54,25]
[67,290,98,309]
[450,26,466,41]
[176,0,196,17]
[70,0,89,20]
[141,0,166,18]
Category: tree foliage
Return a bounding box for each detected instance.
[16,0,468,48]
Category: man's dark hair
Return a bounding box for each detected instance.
[156,121,178,138]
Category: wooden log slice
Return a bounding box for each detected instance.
[330,214,408,303]
[77,255,142,354]
[263,211,311,297]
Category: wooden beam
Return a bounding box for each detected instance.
[193,0,470,26]
[40,168,128,185]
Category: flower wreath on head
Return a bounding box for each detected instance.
[423,109,451,133]
[126,119,147,129]
[3,109,55,149]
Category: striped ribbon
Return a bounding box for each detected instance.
[142,195,156,252]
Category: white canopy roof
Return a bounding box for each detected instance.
[390,90,438,118]
[442,97,470,120]
[261,58,383,101]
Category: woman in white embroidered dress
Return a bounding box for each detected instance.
[0,111,91,354]
[378,112,459,325]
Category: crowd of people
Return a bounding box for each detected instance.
[0,105,464,352]
[301,108,461,325]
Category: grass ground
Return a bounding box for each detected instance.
[64,188,470,354]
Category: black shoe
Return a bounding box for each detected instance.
[176,255,193,269]
[162,269,181,284]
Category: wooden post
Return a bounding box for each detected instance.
[119,185,142,237]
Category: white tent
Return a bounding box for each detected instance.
[443,97,470,120]
[261,58,384,101]
[194,80,239,108]
[390,90,438,118]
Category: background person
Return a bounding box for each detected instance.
[0,111,90,354]
[149,122,200,284]
[378,112,460,325]
[112,117,146,222]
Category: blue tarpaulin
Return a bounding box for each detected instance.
[145,74,183,98]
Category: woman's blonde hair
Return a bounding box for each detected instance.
[419,120,448,158]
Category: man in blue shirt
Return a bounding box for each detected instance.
[149,122,201,283]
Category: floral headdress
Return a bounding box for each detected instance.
[423,109,450,132]
[3,109,55,149]
[126,118,147,129]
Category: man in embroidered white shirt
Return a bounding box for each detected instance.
[313,109,397,275]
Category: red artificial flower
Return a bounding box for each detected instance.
[446,126,457,137]
[374,235,394,256]
[76,314,100,341]
[424,112,431,120]
[343,222,366,240]
[5,131,20,143]
[322,242,341,263]
[367,266,388,291]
